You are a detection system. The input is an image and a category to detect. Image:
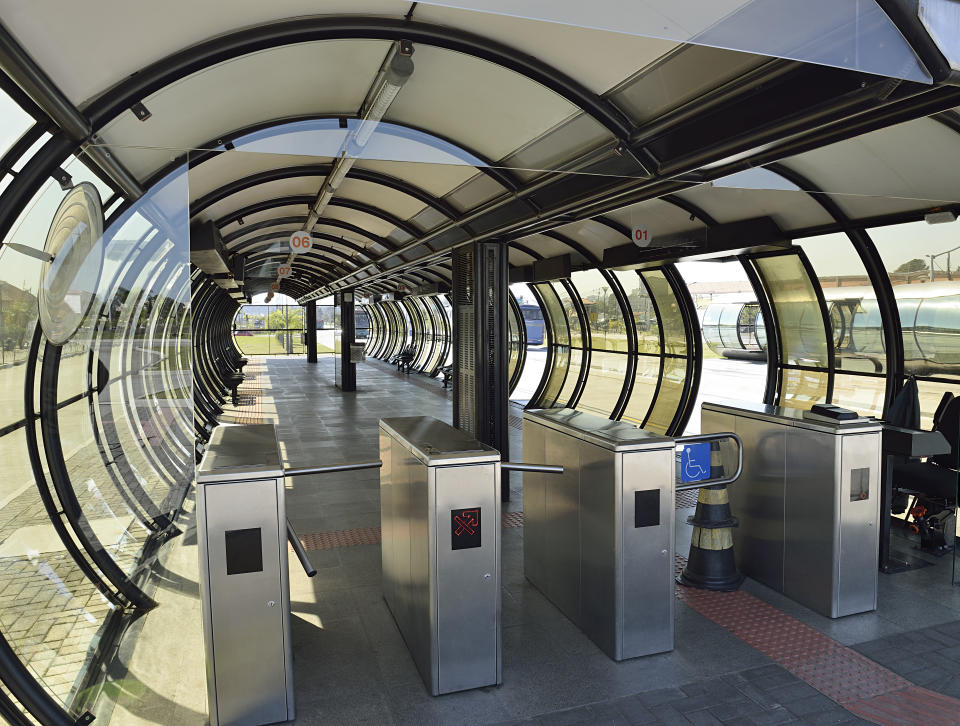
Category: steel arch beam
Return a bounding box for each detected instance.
[82,17,634,143]
[190,163,459,220]
[215,196,406,250]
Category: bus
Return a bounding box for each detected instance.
[519,304,545,346]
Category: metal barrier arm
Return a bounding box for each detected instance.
[673,433,743,491]
[501,462,564,474]
[286,520,317,578]
[284,460,383,477]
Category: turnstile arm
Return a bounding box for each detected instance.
[286,520,317,577]
[674,433,743,491]
[284,460,382,477]
[501,462,564,474]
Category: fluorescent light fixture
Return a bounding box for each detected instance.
[925,210,958,224]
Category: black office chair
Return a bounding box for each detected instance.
[890,388,959,553]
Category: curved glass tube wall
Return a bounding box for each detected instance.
[522,265,698,436]
[362,295,451,376]
[0,157,191,721]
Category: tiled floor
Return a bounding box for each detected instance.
[106,356,960,725]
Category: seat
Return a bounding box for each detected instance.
[890,386,959,553]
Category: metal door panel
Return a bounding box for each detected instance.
[837,434,881,616]
[204,480,286,726]
[621,448,674,659]
[578,442,617,656]
[783,429,837,616]
[435,464,500,694]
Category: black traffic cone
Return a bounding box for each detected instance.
[678,482,744,591]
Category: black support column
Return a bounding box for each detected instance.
[452,241,510,500]
[335,291,357,391]
[305,300,318,364]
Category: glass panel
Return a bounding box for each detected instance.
[798,232,885,376]
[507,297,520,387]
[576,351,627,418]
[552,282,582,347]
[917,379,960,431]
[571,269,628,352]
[557,347,583,407]
[413,0,931,83]
[621,355,660,426]
[531,283,569,407]
[645,357,687,434]
[0,153,191,715]
[642,270,686,356]
[832,373,886,419]
[510,283,548,403]
[612,270,659,354]
[233,300,306,355]
[0,90,34,159]
[752,254,828,369]
[779,368,830,410]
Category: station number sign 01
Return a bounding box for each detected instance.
[289,231,312,254]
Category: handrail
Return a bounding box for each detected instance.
[286,520,317,578]
[284,460,382,477]
[501,462,564,474]
[674,432,743,491]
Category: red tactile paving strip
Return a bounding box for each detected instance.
[294,511,526,552]
[673,554,960,725]
[502,511,524,528]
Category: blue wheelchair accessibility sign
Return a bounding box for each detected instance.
[680,442,711,483]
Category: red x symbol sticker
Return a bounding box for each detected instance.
[454,509,479,536]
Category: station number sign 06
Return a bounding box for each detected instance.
[289,231,312,254]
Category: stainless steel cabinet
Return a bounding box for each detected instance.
[196,424,294,726]
[379,416,502,695]
[702,401,882,618]
[523,409,675,661]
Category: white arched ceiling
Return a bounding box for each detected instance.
[98,41,391,178]
[384,45,584,162]
[781,117,960,219]
[0,1,408,105]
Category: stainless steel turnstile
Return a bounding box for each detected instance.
[702,400,882,618]
[197,424,379,726]
[197,424,294,726]
[379,417,502,696]
[523,409,677,661]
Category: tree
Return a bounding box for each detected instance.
[895,258,927,274]
[267,307,304,330]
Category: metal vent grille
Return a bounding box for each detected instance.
[453,247,476,435]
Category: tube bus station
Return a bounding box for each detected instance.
[0,2,958,724]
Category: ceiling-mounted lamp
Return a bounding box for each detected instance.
[299,48,413,234]
[353,50,414,149]
[925,210,958,225]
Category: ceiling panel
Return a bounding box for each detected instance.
[355,158,478,198]
[188,153,330,207]
[603,197,704,239]
[386,45,580,162]
[201,176,325,224]
[672,184,834,230]
[220,204,310,237]
[335,177,429,220]
[553,219,626,261]
[0,0,407,105]
[413,4,679,95]
[99,40,390,178]
[781,118,960,217]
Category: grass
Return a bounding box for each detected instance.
[234,334,333,356]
